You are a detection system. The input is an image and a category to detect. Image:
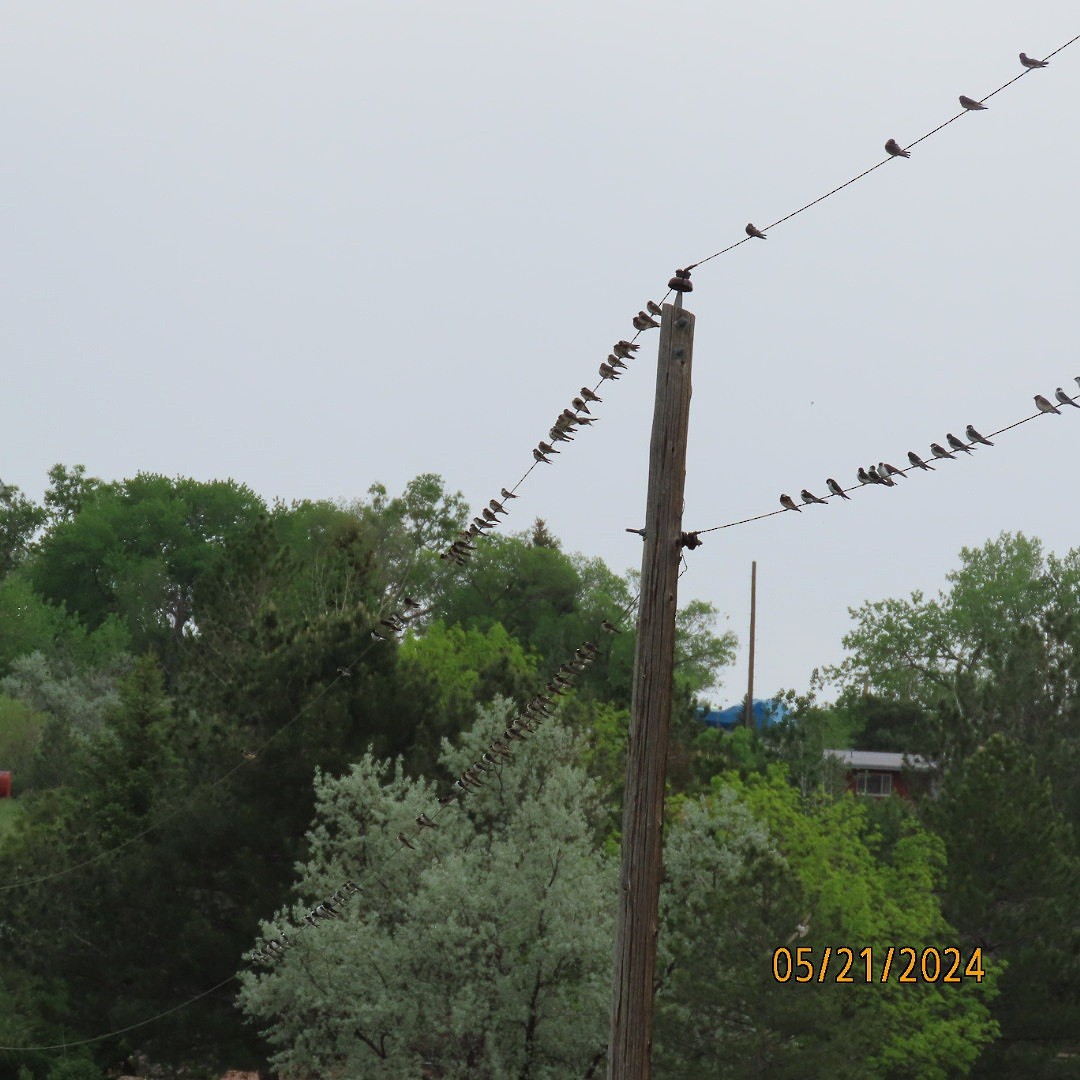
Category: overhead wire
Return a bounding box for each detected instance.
[685,36,1079,271]
[688,389,1079,537]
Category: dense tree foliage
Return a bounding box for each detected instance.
[2,466,1073,1079]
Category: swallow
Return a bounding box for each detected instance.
[959,95,987,110]
[868,466,894,487]
[500,487,518,500]
[314,904,338,920]
[489,742,513,758]
[1055,387,1080,408]
[549,428,574,443]
[907,450,935,471]
[880,462,905,480]
[930,442,956,460]
[780,494,802,512]
[947,433,974,455]
[608,355,630,371]
[482,507,499,523]
[344,880,360,894]
[398,832,416,850]
[857,467,873,485]
[599,363,621,380]
[489,499,508,515]
[580,386,603,402]
[439,790,461,805]
[417,814,439,829]
[613,341,640,360]
[303,914,319,928]
[601,620,621,634]
[786,914,811,945]
[241,749,257,760]
[826,478,851,500]
[885,138,910,158]
[337,666,352,677]
[646,300,663,317]
[571,396,592,415]
[1019,53,1048,69]
[633,311,660,331]
[1035,394,1061,415]
[965,425,994,446]
[403,596,422,609]
[504,726,527,742]
[329,892,348,906]
[573,414,599,425]
[800,488,828,506]
[745,223,767,239]
[453,779,470,797]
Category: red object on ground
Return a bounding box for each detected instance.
[0,772,11,798]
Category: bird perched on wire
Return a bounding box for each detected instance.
[612,341,639,360]
[780,494,802,512]
[646,300,663,317]
[880,462,905,481]
[745,223,767,239]
[1035,394,1061,415]
[533,447,554,464]
[800,488,828,506]
[946,433,974,455]
[1055,387,1080,409]
[549,427,574,444]
[856,467,873,485]
[599,363,622,380]
[537,441,560,457]
[500,487,518,501]
[885,138,910,158]
[930,442,956,461]
[572,396,592,415]
[633,311,660,331]
[580,386,603,403]
[601,620,621,634]
[1019,52,1048,69]
[606,355,628,370]
[398,832,417,851]
[826,478,851,501]
[908,450,935,471]
[786,914,811,945]
[965,424,994,446]
[959,95,987,111]
[868,466,895,487]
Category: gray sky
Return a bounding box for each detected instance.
[3,2,1078,705]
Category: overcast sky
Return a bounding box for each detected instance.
[3,3,1078,706]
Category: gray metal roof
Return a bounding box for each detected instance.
[823,749,934,771]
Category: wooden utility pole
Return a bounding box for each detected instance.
[745,560,757,728]
[608,275,695,1079]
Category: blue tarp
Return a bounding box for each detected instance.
[696,698,787,731]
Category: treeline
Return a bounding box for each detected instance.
[0,469,1076,1078]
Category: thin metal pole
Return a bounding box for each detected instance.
[746,560,757,728]
[608,295,695,1079]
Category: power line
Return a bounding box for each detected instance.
[688,387,1079,537]
[685,35,1079,271]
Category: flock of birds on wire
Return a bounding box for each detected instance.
[778,380,1080,513]
[247,628,624,966]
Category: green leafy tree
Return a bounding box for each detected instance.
[926,735,1080,1078]
[655,770,1000,1078]
[0,481,46,580]
[237,704,615,1079]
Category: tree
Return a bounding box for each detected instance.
[0,480,46,579]
[237,704,615,1079]
[654,770,1000,1079]
[926,735,1080,1078]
